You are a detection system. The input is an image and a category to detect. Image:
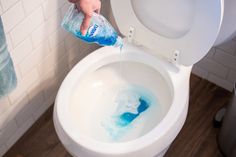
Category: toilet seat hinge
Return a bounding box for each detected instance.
[128,26,135,43]
[172,50,180,65]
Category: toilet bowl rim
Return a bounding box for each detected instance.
[55,45,190,154]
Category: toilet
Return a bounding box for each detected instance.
[53,0,236,157]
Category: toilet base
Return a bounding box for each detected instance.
[154,146,169,157]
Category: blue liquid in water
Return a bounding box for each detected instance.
[116,97,150,127]
[101,86,157,140]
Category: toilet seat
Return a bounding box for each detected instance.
[111,0,223,66]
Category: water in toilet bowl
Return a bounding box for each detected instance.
[69,61,168,142]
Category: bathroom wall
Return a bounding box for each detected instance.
[192,38,236,92]
[0,0,112,155]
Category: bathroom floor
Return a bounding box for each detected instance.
[3,74,231,157]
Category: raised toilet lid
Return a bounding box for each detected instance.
[111,0,223,66]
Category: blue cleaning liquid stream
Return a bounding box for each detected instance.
[61,4,123,48]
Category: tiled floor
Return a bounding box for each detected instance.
[3,74,232,157]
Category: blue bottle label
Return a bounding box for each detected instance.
[87,24,99,37]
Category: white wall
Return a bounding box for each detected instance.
[192,38,236,91]
[0,0,102,155]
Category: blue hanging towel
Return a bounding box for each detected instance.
[0,17,17,98]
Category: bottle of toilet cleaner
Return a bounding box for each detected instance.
[61,4,123,48]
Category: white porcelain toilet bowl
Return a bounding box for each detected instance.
[54,44,191,157]
[53,0,231,156]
